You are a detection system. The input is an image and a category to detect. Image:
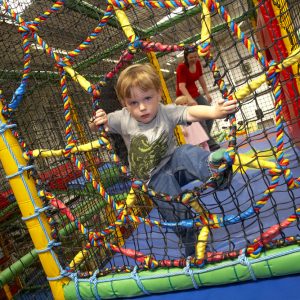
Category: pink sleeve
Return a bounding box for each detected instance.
[184,122,209,145]
[180,125,188,137]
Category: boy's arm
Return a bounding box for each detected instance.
[186,99,237,122]
[89,109,109,132]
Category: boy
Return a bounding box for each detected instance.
[90,63,237,256]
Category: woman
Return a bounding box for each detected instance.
[176,47,220,151]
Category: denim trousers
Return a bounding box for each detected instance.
[195,95,218,147]
[148,144,211,256]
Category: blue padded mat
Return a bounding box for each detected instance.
[128,130,300,300]
[109,127,300,266]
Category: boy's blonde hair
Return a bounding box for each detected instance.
[116,64,161,104]
[175,95,190,106]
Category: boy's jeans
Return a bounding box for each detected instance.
[148,144,211,257]
[195,95,219,149]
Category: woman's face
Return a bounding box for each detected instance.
[186,52,199,65]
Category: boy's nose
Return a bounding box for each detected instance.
[139,103,146,111]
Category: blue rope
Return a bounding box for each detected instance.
[71,272,83,300]
[131,266,151,295]
[9,82,27,110]
[35,240,61,254]
[238,250,257,281]
[0,123,17,134]
[21,206,50,221]
[183,257,199,289]
[6,164,34,179]
[90,270,101,300]
[48,269,69,281]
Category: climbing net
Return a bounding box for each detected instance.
[0,0,300,298]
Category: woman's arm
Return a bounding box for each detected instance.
[178,82,195,103]
[198,75,212,103]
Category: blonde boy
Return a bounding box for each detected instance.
[90,63,236,193]
[90,63,236,256]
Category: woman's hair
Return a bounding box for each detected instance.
[183,46,197,66]
[115,63,161,103]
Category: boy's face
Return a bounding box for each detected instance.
[123,86,161,124]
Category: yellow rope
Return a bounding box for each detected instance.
[198,2,211,56]
[233,48,300,101]
[23,138,110,159]
[195,226,209,259]
[64,66,92,92]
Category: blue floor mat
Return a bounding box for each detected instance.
[107,130,300,262]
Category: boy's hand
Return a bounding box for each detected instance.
[215,99,238,118]
[89,109,109,132]
[186,99,238,122]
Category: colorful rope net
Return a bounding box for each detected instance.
[0,0,300,291]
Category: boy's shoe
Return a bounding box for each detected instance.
[208,148,233,190]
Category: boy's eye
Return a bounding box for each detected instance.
[145,96,152,101]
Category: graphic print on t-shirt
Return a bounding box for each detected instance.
[129,132,168,180]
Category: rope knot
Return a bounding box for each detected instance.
[0,123,8,134]
[238,250,257,281]
[144,255,157,269]
[61,56,73,67]
[183,256,191,275]
[23,150,33,160]
[92,85,101,99]
[63,139,77,157]
[55,59,68,69]
[18,22,39,33]
[27,23,39,32]
[199,42,210,56]
[266,60,280,82]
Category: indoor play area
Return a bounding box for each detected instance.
[0,0,300,299]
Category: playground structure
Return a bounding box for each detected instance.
[0,0,300,299]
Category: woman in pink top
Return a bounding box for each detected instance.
[175,96,210,151]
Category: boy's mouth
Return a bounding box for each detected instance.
[141,114,150,119]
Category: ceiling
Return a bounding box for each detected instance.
[0,0,252,82]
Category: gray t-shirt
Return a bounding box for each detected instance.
[108,103,188,180]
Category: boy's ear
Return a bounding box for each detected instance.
[119,98,126,107]
[159,88,162,98]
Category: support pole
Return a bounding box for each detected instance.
[147,51,185,145]
[0,97,68,299]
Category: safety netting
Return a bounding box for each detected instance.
[0,0,300,299]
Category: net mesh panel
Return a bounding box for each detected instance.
[0,164,51,299]
[0,0,300,295]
